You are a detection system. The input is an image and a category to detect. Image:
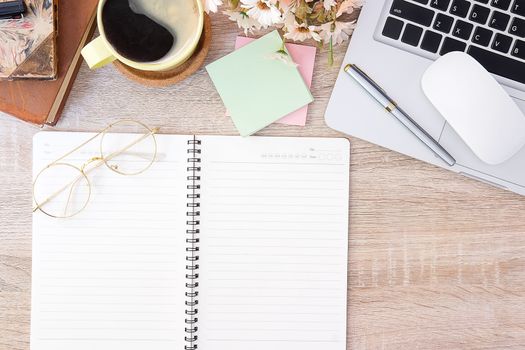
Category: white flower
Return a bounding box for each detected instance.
[337,0,363,17]
[284,21,321,42]
[319,20,356,46]
[203,0,223,13]
[224,10,262,35]
[323,0,337,11]
[241,0,282,27]
[278,0,296,11]
[283,10,296,28]
[350,0,365,7]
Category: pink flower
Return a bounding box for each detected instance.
[279,0,295,7]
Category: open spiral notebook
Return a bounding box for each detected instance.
[31,133,350,350]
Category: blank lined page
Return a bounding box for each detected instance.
[198,136,350,350]
[31,132,190,350]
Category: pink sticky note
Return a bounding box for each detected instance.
[227,36,316,126]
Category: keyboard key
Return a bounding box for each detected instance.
[453,20,474,39]
[433,13,454,33]
[489,11,511,31]
[509,17,525,37]
[511,39,525,59]
[390,0,435,27]
[469,4,490,24]
[511,0,525,15]
[430,0,451,11]
[492,32,513,52]
[421,30,443,52]
[473,26,494,45]
[450,0,471,17]
[413,0,430,4]
[440,37,467,54]
[475,0,489,3]
[491,0,511,10]
[382,16,405,39]
[468,45,525,83]
[402,23,424,46]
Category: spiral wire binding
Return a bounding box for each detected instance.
[185,137,201,350]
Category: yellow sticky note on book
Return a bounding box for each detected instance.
[206,30,314,136]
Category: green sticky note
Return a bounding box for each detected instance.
[206,30,314,136]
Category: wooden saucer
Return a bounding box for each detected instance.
[113,14,212,87]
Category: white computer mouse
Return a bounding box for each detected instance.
[421,52,525,165]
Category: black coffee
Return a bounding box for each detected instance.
[102,0,175,62]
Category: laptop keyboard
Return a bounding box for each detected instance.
[378,0,525,85]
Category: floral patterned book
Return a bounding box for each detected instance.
[0,0,57,80]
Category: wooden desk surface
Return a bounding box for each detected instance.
[1,12,525,350]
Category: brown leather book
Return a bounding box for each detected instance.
[0,0,98,125]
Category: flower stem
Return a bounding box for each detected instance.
[329,37,334,66]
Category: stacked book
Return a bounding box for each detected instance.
[0,0,98,125]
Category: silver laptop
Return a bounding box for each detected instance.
[326,0,525,196]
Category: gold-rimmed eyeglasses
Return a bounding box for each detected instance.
[32,119,160,218]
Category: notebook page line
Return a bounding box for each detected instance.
[31,133,191,350]
[198,136,349,350]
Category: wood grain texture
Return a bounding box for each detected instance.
[1,10,525,350]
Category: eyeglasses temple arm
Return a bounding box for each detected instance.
[33,129,158,213]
